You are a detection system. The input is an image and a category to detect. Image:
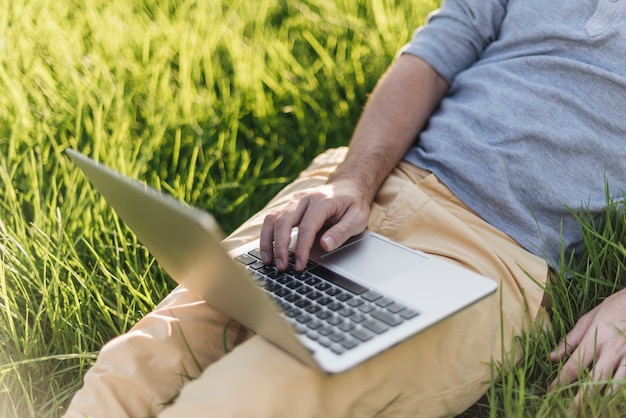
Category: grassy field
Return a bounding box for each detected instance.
[1,0,626,416]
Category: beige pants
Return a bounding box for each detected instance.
[65,147,548,418]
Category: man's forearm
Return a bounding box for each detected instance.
[329,54,449,203]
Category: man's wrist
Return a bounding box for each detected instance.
[326,165,380,204]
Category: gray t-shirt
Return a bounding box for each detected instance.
[401,0,626,267]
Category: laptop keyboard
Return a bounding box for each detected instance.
[236,249,420,355]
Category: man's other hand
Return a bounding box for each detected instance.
[259,178,370,271]
[549,287,626,408]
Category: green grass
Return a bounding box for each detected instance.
[1,0,625,416]
[462,197,626,418]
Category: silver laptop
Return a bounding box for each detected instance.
[67,148,497,374]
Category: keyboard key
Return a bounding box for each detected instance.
[285,280,301,289]
[386,302,407,314]
[375,296,395,308]
[318,326,334,336]
[295,314,312,324]
[284,308,300,318]
[327,302,343,312]
[235,253,258,265]
[325,287,342,296]
[258,265,276,274]
[317,337,332,347]
[274,288,291,298]
[285,293,301,303]
[315,282,332,292]
[326,316,343,326]
[283,268,295,277]
[306,331,319,341]
[305,304,322,314]
[306,291,324,301]
[347,298,364,308]
[338,307,355,317]
[265,283,281,292]
[338,321,355,332]
[296,285,313,295]
[267,270,282,279]
[248,249,263,259]
[358,303,376,313]
[340,338,360,350]
[371,309,404,327]
[335,292,353,302]
[303,276,320,285]
[307,320,323,330]
[295,299,312,308]
[330,344,346,355]
[315,310,333,320]
[276,275,292,284]
[349,312,367,323]
[399,308,420,320]
[317,296,333,306]
[329,332,345,343]
[249,260,265,270]
[361,290,383,302]
[350,327,375,342]
[362,318,390,334]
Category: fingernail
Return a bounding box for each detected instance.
[275,258,285,270]
[322,236,335,250]
[295,259,303,271]
[261,251,270,263]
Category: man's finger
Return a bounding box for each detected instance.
[260,199,308,269]
[549,345,594,391]
[293,204,333,270]
[551,312,595,362]
[609,362,626,396]
[319,209,368,253]
[272,199,310,270]
[260,213,278,264]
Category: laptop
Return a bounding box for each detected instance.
[66,148,497,374]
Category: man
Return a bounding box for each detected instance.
[65,0,626,416]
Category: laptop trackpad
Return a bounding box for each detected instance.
[320,235,426,285]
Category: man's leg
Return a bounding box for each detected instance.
[155,159,548,417]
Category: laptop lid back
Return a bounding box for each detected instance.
[66,149,319,369]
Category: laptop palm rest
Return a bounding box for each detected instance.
[316,235,427,286]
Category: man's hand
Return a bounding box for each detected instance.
[259,178,371,271]
[549,287,626,406]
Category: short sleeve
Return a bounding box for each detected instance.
[400,0,508,82]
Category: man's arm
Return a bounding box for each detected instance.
[260,54,449,270]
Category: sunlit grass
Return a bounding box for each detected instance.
[0,0,437,415]
[1,0,625,416]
